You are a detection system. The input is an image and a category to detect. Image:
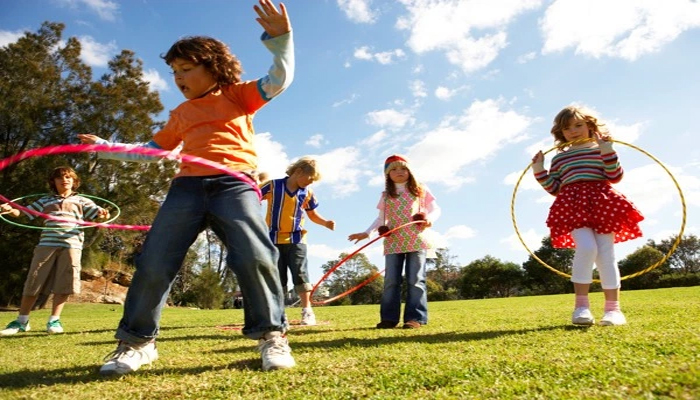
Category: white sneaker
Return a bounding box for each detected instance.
[46,320,64,334]
[600,310,627,326]
[0,320,30,336]
[572,307,595,325]
[100,341,158,376]
[257,334,296,371]
[300,308,316,326]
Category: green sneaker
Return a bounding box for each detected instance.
[47,320,64,334]
[0,320,31,336]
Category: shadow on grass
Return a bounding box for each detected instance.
[0,324,581,389]
[0,359,266,389]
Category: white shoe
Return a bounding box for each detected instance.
[600,310,627,326]
[572,307,595,325]
[0,320,30,336]
[257,334,296,371]
[100,341,158,376]
[46,320,64,334]
[300,308,316,326]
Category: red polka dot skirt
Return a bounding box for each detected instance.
[547,181,644,249]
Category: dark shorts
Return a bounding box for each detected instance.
[276,243,312,293]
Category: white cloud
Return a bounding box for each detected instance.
[410,80,427,98]
[502,228,543,253]
[337,0,378,24]
[365,108,415,130]
[0,29,24,48]
[78,35,117,67]
[360,129,388,147]
[55,0,120,21]
[332,93,359,107]
[142,68,169,92]
[444,225,477,240]
[516,51,537,64]
[540,0,700,60]
[396,0,542,73]
[353,46,406,64]
[434,86,455,101]
[314,147,365,197]
[306,134,326,148]
[254,133,291,179]
[406,98,533,188]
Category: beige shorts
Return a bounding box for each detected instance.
[22,246,82,296]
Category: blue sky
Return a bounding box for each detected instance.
[2,0,699,284]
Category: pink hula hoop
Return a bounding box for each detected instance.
[310,220,425,305]
[0,144,260,231]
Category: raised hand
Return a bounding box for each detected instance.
[254,0,291,38]
[595,132,614,154]
[531,150,545,172]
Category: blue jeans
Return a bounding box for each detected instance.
[115,175,285,342]
[380,251,428,324]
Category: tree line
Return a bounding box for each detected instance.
[316,234,700,305]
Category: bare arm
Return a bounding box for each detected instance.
[306,209,335,231]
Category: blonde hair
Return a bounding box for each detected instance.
[551,105,608,148]
[285,156,321,181]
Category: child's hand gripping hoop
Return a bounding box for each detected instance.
[0,193,120,230]
[511,138,686,282]
[310,220,426,305]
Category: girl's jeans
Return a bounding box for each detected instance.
[380,250,428,324]
[115,175,285,342]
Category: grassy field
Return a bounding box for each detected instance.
[0,286,698,399]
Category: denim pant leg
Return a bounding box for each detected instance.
[116,177,207,344]
[287,244,312,293]
[206,176,286,339]
[403,250,428,324]
[380,253,405,323]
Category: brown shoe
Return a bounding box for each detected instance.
[376,320,398,329]
[402,320,421,329]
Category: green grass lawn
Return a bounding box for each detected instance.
[1,286,698,399]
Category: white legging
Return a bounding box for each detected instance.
[570,228,620,290]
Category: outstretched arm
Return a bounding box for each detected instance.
[306,209,335,231]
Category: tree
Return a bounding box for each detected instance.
[619,245,667,290]
[320,252,380,305]
[460,255,524,299]
[646,234,700,274]
[191,267,225,309]
[0,22,169,305]
[521,236,574,295]
[426,248,462,300]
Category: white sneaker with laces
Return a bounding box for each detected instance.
[600,310,627,326]
[100,341,158,376]
[300,308,316,326]
[257,334,296,371]
[572,307,595,325]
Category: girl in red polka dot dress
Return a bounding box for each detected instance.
[532,105,644,327]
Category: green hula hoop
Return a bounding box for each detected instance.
[0,193,121,231]
[510,138,686,282]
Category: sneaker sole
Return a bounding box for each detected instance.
[572,319,595,326]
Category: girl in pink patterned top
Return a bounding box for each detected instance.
[532,105,644,327]
[348,155,441,329]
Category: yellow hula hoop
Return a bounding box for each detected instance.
[511,138,686,282]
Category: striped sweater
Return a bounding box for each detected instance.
[24,194,103,249]
[535,146,622,196]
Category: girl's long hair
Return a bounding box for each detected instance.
[551,105,608,150]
